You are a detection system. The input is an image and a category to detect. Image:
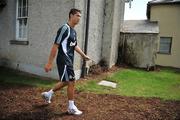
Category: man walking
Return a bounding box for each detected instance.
[41,8,90,115]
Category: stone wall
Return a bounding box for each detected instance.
[118,33,158,68]
[102,0,125,67]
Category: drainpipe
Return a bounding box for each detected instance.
[81,0,90,78]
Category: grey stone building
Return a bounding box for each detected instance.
[119,20,159,69]
[0,0,125,79]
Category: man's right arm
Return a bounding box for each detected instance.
[44,44,59,72]
[44,25,68,72]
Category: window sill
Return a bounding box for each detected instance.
[9,40,29,45]
[157,52,171,55]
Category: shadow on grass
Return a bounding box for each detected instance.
[0,67,56,88]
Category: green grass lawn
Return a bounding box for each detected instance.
[0,67,180,100]
[77,68,180,100]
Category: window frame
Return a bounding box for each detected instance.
[16,0,28,41]
[158,37,172,54]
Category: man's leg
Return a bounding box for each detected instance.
[41,81,67,103]
[67,81,75,100]
[42,63,67,103]
[52,81,67,92]
[67,81,82,115]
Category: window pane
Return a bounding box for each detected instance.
[18,0,23,17]
[18,0,22,8]
[22,18,27,38]
[22,0,26,17]
[18,18,27,39]
[27,0,28,16]
[159,37,172,54]
[19,19,23,38]
[18,0,28,17]
[18,0,21,17]
[18,7,21,17]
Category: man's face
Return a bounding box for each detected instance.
[70,12,81,25]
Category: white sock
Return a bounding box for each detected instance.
[68,100,75,109]
[48,89,54,95]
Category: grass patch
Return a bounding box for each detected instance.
[77,68,180,100]
[1,67,180,100]
[0,67,56,88]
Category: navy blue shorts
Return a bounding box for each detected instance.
[57,64,75,82]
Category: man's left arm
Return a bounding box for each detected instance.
[75,45,90,61]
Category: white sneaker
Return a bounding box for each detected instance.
[41,92,52,103]
[68,106,83,115]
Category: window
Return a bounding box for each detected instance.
[159,37,172,54]
[16,0,28,40]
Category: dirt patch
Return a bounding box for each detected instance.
[89,62,108,75]
[0,84,180,120]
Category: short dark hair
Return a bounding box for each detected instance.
[69,8,81,18]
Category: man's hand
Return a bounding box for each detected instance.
[44,63,52,72]
[44,44,58,73]
[75,46,91,61]
[83,55,91,61]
